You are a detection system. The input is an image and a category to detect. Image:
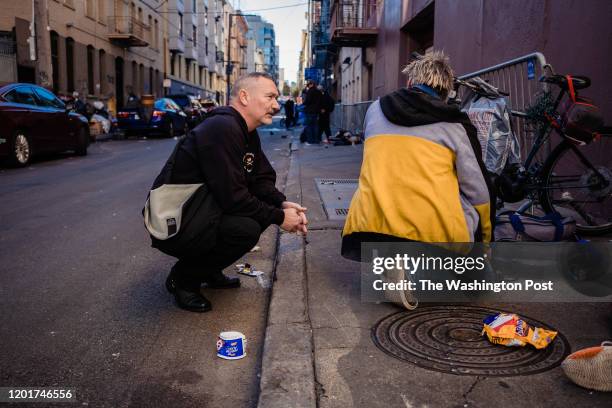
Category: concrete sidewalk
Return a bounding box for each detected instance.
[258,133,612,408]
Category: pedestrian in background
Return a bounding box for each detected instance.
[157,72,308,312]
[303,79,322,144]
[341,51,495,261]
[284,97,295,129]
[317,86,335,144]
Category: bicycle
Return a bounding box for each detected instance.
[454,65,611,234]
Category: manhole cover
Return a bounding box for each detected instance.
[372,306,570,376]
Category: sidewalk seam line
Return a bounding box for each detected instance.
[299,146,321,408]
[254,140,292,405]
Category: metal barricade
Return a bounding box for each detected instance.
[458,52,550,159]
[330,53,549,154]
[330,100,373,136]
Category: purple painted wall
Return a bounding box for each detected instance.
[373,0,612,122]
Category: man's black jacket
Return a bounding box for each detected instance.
[303,86,322,114]
[284,99,295,117]
[171,106,286,227]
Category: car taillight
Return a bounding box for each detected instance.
[152,110,165,118]
[117,112,130,118]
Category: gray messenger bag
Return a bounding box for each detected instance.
[143,135,221,257]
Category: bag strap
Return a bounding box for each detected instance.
[509,213,525,233]
[161,135,188,184]
[509,212,565,241]
[566,75,577,102]
[542,212,565,241]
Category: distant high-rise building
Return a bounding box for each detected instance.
[245,15,279,83]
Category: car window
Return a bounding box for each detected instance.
[4,87,38,106]
[167,100,181,111]
[33,87,65,109]
[170,96,189,107]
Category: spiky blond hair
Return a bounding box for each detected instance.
[401,50,454,98]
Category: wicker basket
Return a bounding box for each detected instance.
[562,341,612,392]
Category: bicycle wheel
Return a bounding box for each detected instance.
[540,138,612,234]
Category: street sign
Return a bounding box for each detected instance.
[305,67,324,84]
[163,79,171,88]
[527,60,535,80]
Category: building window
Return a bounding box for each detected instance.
[178,12,183,38]
[99,49,106,94]
[148,15,152,44]
[86,0,95,18]
[154,19,159,48]
[192,0,196,13]
[98,0,106,24]
[139,63,144,94]
[131,61,137,94]
[66,37,75,92]
[204,6,208,25]
[87,45,95,95]
[170,54,175,76]
[205,36,208,55]
[186,60,191,82]
[149,67,153,94]
[50,31,59,93]
[154,69,160,96]
[192,26,197,46]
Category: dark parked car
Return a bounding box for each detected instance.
[166,94,204,128]
[0,83,90,167]
[116,98,188,138]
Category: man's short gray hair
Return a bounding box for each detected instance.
[401,50,454,98]
[230,72,276,99]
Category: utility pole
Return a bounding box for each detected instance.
[225,13,256,105]
[225,11,233,105]
[33,0,52,88]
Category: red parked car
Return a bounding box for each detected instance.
[0,83,90,167]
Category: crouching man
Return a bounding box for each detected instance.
[159,72,307,312]
[342,51,495,261]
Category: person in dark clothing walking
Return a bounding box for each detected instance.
[162,72,308,312]
[317,87,335,143]
[303,80,322,144]
[284,98,295,129]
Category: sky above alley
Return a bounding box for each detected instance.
[231,0,309,84]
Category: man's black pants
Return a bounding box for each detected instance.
[318,114,331,139]
[173,215,265,290]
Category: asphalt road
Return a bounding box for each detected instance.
[0,128,291,407]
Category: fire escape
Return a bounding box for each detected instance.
[107,16,150,47]
[330,0,378,46]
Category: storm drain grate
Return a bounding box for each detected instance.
[314,178,358,221]
[318,179,359,185]
[372,306,570,376]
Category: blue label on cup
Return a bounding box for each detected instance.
[217,332,246,360]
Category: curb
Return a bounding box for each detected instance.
[257,144,317,408]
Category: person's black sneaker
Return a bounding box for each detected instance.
[165,269,177,293]
[173,286,212,313]
[204,273,241,289]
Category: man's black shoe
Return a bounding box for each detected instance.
[204,273,241,289]
[165,270,177,293]
[173,287,212,313]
